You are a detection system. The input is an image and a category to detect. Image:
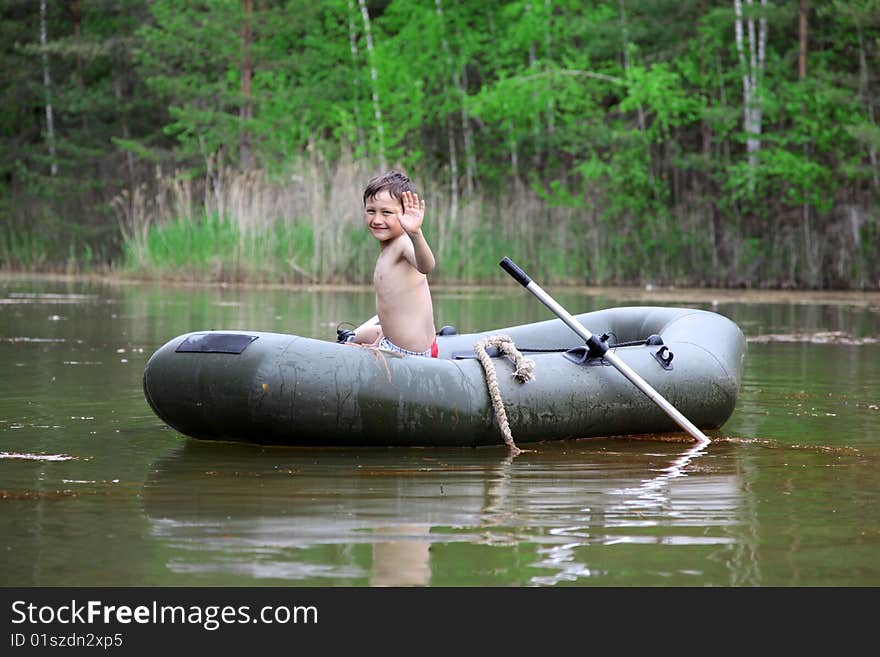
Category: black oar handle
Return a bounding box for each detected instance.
[499,257,531,287]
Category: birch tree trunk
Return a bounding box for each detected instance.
[508,119,518,177]
[358,0,386,170]
[40,0,58,176]
[239,0,253,170]
[71,0,88,132]
[485,9,517,177]
[619,0,646,134]
[529,40,541,169]
[460,65,476,195]
[543,0,555,165]
[798,0,818,284]
[857,23,878,190]
[434,0,474,193]
[346,0,366,156]
[527,2,541,169]
[113,72,136,190]
[435,0,459,226]
[734,0,767,177]
[798,0,808,79]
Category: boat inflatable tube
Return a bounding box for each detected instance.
[143,306,746,447]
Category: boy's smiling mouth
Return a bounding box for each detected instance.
[368,220,398,236]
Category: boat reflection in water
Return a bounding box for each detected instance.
[141,439,754,586]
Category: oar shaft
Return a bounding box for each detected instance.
[500,257,710,446]
[602,350,710,445]
[355,314,380,332]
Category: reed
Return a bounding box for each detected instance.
[0,223,50,271]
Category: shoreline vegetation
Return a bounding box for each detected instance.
[2,2,878,289]
[6,154,877,290]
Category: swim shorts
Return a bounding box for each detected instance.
[378,336,439,358]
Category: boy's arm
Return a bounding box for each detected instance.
[403,229,435,274]
[397,190,435,274]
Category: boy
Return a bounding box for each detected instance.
[348,171,438,357]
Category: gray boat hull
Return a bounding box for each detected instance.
[143,306,746,447]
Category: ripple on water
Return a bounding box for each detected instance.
[748,331,880,345]
[0,451,79,461]
[1,337,67,343]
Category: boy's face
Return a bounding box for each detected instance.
[365,190,404,242]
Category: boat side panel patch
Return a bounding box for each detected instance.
[176,333,259,354]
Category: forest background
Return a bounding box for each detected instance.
[1,0,878,288]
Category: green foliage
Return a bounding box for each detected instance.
[620,64,704,140]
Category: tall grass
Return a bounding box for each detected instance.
[0,184,118,274]
[0,224,50,271]
[110,154,879,288]
[114,153,376,283]
[0,211,108,274]
[111,155,702,285]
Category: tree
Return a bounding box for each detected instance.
[39,0,58,176]
[733,0,768,180]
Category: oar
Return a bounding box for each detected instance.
[355,314,379,332]
[499,256,711,446]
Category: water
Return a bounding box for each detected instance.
[1,276,878,586]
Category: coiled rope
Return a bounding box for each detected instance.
[473,335,536,455]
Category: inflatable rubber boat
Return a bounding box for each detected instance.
[142,306,746,448]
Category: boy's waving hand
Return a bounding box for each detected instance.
[398,190,426,235]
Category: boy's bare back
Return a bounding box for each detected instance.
[356,172,436,354]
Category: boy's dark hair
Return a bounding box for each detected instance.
[363,170,416,208]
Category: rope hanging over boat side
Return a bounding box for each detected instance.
[473,335,535,456]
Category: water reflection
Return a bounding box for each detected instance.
[370,525,431,587]
[142,440,749,585]
[8,277,876,586]
[609,442,709,511]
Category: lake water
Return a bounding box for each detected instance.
[1,276,878,586]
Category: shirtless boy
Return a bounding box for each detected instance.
[348,171,437,357]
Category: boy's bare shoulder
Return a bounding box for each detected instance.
[383,233,415,262]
